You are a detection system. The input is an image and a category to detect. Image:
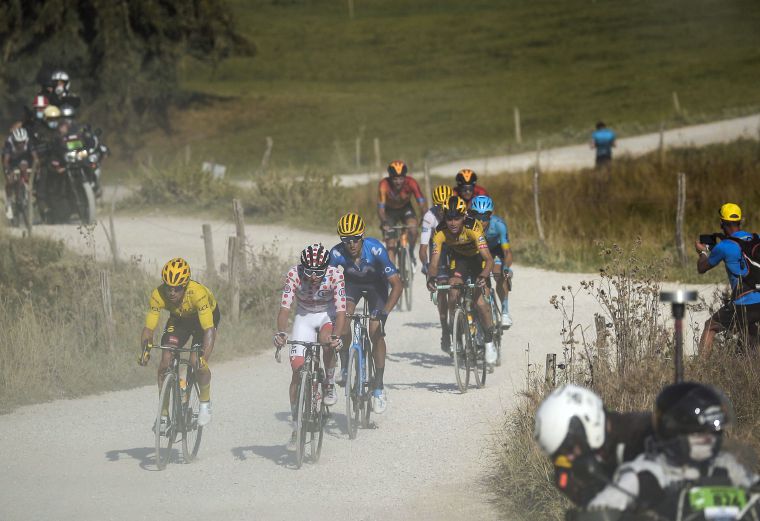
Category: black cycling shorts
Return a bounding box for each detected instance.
[449,252,487,283]
[345,284,389,327]
[161,306,221,350]
[383,204,416,238]
[488,243,505,262]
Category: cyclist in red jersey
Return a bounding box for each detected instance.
[453,168,487,207]
[377,160,428,266]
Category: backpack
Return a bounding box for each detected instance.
[724,234,760,298]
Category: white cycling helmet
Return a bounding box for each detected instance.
[534,384,606,456]
[11,127,28,143]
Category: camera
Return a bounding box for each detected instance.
[699,233,724,249]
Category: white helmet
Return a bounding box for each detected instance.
[534,384,606,456]
[11,127,28,143]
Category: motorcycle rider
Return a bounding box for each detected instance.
[534,384,653,508]
[39,70,81,109]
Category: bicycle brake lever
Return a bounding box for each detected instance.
[275,346,282,363]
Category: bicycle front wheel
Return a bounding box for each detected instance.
[490,297,503,367]
[473,320,487,389]
[346,348,360,439]
[403,247,413,311]
[155,372,177,470]
[312,394,326,463]
[295,370,309,468]
[181,364,203,463]
[362,331,374,428]
[451,307,471,393]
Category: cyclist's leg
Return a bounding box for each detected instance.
[188,307,220,402]
[366,287,389,391]
[383,208,402,265]
[340,287,361,375]
[403,206,418,253]
[316,314,336,377]
[159,317,190,388]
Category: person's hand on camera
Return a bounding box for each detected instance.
[695,240,709,255]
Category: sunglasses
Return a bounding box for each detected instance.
[459,185,474,192]
[340,235,363,245]
[303,267,326,278]
[165,285,186,294]
[472,213,491,221]
[444,213,465,221]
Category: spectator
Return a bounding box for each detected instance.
[590,121,616,168]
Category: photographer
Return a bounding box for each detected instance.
[695,203,760,358]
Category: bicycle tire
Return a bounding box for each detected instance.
[346,347,360,439]
[308,374,322,462]
[181,364,203,463]
[403,246,413,311]
[473,319,487,389]
[155,372,176,470]
[313,398,326,463]
[397,246,408,311]
[490,296,503,367]
[362,330,374,428]
[295,370,309,468]
[451,307,470,393]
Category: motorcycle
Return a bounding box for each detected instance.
[44,133,96,224]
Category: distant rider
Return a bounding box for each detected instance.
[453,168,487,208]
[2,127,38,220]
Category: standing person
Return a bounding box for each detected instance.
[591,121,616,168]
[377,160,428,266]
[273,244,346,451]
[453,168,487,208]
[695,203,760,358]
[419,184,454,353]
[138,258,220,429]
[330,213,403,414]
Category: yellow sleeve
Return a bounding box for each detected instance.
[431,229,446,255]
[470,220,488,251]
[189,283,216,330]
[144,288,165,330]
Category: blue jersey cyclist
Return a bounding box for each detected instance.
[696,203,760,358]
[330,212,403,414]
[469,195,514,330]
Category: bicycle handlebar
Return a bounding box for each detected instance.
[434,283,477,290]
[286,340,329,348]
[152,344,203,353]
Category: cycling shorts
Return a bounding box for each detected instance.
[290,312,335,371]
[383,204,416,238]
[488,244,505,264]
[449,252,487,283]
[346,285,389,328]
[161,306,221,351]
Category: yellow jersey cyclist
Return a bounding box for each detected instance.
[273,243,346,452]
[469,195,514,330]
[419,184,455,352]
[426,196,497,363]
[138,258,220,429]
[330,212,403,414]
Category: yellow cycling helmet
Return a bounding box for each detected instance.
[432,185,453,206]
[442,195,468,218]
[719,203,742,222]
[337,213,365,236]
[162,257,191,287]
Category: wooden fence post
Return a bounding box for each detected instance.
[228,236,240,322]
[423,159,432,203]
[514,106,522,144]
[594,314,607,362]
[672,91,681,115]
[100,214,120,267]
[676,173,687,265]
[374,137,381,174]
[202,224,216,278]
[185,144,191,166]
[533,142,546,243]
[232,198,246,270]
[348,0,355,19]
[545,353,557,387]
[260,137,273,174]
[100,270,115,349]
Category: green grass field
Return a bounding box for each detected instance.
[128,0,760,176]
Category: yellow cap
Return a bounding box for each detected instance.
[719,203,742,222]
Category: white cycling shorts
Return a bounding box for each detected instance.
[289,312,334,370]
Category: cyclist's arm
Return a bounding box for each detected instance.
[427,231,445,280]
[409,178,428,213]
[419,243,429,266]
[277,269,297,331]
[498,220,513,268]
[332,268,347,335]
[473,225,493,279]
[385,273,403,313]
[377,180,389,226]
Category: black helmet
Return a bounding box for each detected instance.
[654,382,732,464]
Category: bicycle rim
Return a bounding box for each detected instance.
[295,371,309,468]
[403,247,413,311]
[362,332,374,428]
[491,299,503,367]
[308,378,321,462]
[452,308,470,393]
[346,348,359,439]
[181,365,203,463]
[473,321,487,389]
[155,373,176,470]
[314,400,326,462]
[397,247,407,311]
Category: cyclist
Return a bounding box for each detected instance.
[585,382,757,518]
[377,160,428,266]
[138,258,220,429]
[469,195,514,329]
[453,168,487,208]
[273,243,346,452]
[419,184,454,352]
[696,203,760,358]
[426,195,497,364]
[534,384,653,508]
[2,127,38,220]
[330,212,403,414]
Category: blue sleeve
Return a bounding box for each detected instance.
[707,242,728,267]
[500,220,509,244]
[371,240,398,277]
[329,246,344,268]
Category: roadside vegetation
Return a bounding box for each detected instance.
[490,243,760,521]
[0,227,283,413]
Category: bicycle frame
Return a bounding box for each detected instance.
[347,299,371,401]
[288,340,326,419]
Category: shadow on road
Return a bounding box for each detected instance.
[105,447,164,471]
[389,351,452,369]
[402,321,440,330]
[231,445,290,467]
[385,381,460,394]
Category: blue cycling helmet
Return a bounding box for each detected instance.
[470,195,494,214]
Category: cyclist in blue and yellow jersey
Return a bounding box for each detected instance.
[469,195,514,329]
[426,196,497,364]
[420,184,455,352]
[138,258,220,429]
[330,212,403,414]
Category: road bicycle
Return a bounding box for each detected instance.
[285,340,329,469]
[435,282,489,393]
[7,166,32,232]
[152,344,204,470]
[345,298,375,439]
[387,224,414,311]
[488,274,503,369]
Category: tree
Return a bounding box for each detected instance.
[0,0,254,150]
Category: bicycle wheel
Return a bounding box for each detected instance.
[403,246,413,311]
[472,319,487,389]
[346,348,360,439]
[451,307,471,393]
[295,370,309,468]
[311,392,326,463]
[181,365,203,463]
[362,331,374,428]
[397,247,408,311]
[155,372,177,470]
[489,296,502,367]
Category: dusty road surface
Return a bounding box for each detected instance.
[0,215,633,521]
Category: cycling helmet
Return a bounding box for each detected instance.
[654,382,732,464]
[534,384,606,457]
[456,168,477,186]
[32,95,49,109]
[442,195,468,219]
[60,104,76,119]
[11,127,28,144]
[719,203,742,222]
[432,185,453,206]
[470,195,494,215]
[387,160,408,177]
[161,257,191,287]
[337,213,365,236]
[300,243,330,270]
[43,105,61,120]
[51,70,70,94]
